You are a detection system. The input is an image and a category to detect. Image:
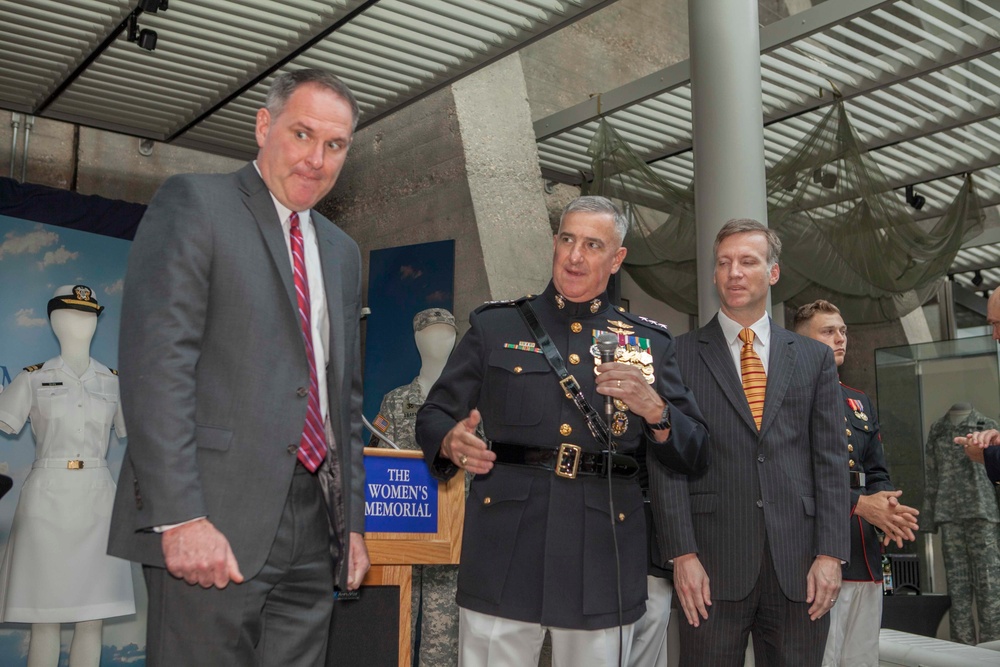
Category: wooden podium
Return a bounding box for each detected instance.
[358,447,464,667]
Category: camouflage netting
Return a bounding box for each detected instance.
[584,100,985,323]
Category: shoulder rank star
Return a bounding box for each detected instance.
[635,315,669,331]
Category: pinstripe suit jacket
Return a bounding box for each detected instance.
[649,315,849,601]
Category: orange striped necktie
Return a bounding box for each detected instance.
[739,328,766,430]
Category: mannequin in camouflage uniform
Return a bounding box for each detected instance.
[924,405,1000,644]
[371,308,460,665]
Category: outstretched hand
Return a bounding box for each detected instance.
[440,409,495,475]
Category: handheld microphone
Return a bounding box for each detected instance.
[596,332,619,420]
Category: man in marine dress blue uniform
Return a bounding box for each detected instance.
[793,299,918,667]
[415,196,709,666]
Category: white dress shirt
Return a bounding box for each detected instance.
[253,161,330,421]
[269,199,331,423]
[717,310,771,376]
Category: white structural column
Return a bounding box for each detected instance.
[690,0,770,325]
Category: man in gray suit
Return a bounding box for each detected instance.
[649,219,848,666]
[108,69,369,666]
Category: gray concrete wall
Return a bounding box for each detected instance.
[0,110,243,204]
[452,54,553,301]
[521,0,690,121]
[318,86,488,332]
[320,53,552,331]
[76,127,243,204]
[1,113,76,189]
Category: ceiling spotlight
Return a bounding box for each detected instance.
[905,184,925,210]
[126,1,167,52]
[139,0,168,12]
[972,270,984,287]
[127,11,158,51]
[812,168,837,189]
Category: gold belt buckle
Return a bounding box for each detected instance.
[555,443,581,479]
[558,375,580,400]
[67,460,84,470]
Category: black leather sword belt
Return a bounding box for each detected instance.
[489,441,638,480]
[850,471,866,489]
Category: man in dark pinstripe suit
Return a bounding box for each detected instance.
[649,219,849,666]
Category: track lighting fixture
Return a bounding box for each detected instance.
[126,1,168,52]
[905,184,925,210]
[812,168,837,189]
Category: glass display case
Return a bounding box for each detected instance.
[875,335,1000,614]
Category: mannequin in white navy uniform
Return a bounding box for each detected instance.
[0,285,134,667]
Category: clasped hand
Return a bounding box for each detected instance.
[854,490,919,548]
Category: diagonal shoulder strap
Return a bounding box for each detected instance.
[515,300,614,450]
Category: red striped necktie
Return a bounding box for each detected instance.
[289,212,326,471]
[739,327,766,430]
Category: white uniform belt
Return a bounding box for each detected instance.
[32,458,106,470]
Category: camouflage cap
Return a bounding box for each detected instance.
[413,308,456,332]
[47,284,104,318]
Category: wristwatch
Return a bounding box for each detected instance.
[646,403,671,431]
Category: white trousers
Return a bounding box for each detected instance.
[628,576,672,667]
[821,581,882,667]
[459,607,636,667]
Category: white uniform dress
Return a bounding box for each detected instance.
[0,356,135,622]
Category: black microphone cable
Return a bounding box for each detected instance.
[595,333,625,666]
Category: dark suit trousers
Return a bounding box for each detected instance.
[144,464,336,667]
[678,543,829,667]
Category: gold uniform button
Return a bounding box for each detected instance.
[513,366,523,374]
[571,322,583,333]
[569,353,580,365]
[849,459,855,468]
[618,513,625,522]
[846,428,852,436]
[559,424,572,436]
[848,444,854,453]
[864,425,869,431]
[483,497,492,505]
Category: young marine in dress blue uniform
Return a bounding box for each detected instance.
[793,299,918,667]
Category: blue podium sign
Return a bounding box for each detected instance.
[364,453,439,533]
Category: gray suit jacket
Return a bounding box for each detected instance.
[650,315,848,601]
[108,164,365,588]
